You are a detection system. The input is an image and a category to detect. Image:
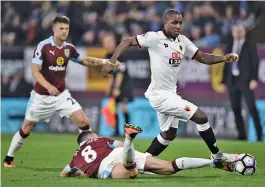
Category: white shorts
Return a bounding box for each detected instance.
[25,89,81,123]
[148,91,198,131]
[97,147,149,179]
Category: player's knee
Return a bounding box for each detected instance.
[161,131,176,141]
[128,169,138,179]
[192,108,208,124]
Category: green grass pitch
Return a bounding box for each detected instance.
[1,133,265,187]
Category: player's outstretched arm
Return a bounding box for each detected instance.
[80,57,120,67]
[193,50,239,65]
[101,36,138,76]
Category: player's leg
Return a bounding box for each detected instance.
[144,156,213,175]
[100,123,142,179]
[122,123,142,170]
[69,109,91,132]
[114,96,131,136]
[229,87,246,139]
[120,102,130,124]
[145,114,178,156]
[56,89,90,133]
[3,119,37,167]
[3,90,48,167]
[190,106,237,164]
[113,123,142,179]
[111,163,138,179]
[241,85,262,141]
[144,156,235,175]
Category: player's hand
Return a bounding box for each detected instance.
[115,60,121,70]
[112,88,121,98]
[102,60,120,77]
[47,85,60,96]
[249,80,258,90]
[224,53,239,63]
[219,84,227,93]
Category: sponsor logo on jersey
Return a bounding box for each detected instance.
[168,52,181,67]
[49,65,66,71]
[56,57,64,66]
[64,49,70,57]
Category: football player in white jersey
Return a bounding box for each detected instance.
[102,9,238,168]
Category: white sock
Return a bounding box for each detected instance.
[175,157,212,170]
[79,128,91,133]
[196,122,210,131]
[7,131,26,157]
[123,134,136,169]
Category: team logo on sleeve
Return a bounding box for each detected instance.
[168,52,181,67]
[64,49,70,57]
[56,57,65,66]
[35,49,41,58]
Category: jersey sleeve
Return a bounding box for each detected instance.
[32,43,45,65]
[70,46,83,63]
[182,35,199,59]
[136,32,157,48]
[69,159,75,167]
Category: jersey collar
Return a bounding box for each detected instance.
[50,36,66,47]
[162,29,180,42]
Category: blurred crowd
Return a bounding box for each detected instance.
[1,1,263,47]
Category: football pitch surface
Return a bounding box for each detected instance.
[1,133,265,187]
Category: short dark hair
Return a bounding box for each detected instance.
[77,131,92,145]
[52,16,70,26]
[163,9,182,21]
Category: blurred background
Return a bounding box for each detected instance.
[1,1,265,142]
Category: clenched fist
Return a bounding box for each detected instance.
[101,60,120,77]
[224,53,239,63]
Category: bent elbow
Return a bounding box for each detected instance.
[121,37,133,46]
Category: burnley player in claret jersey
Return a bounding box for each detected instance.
[3,16,120,168]
[60,124,236,179]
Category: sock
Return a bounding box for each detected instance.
[78,125,91,133]
[6,129,29,158]
[172,157,212,172]
[197,122,219,154]
[146,134,171,156]
[123,134,136,170]
[124,112,129,123]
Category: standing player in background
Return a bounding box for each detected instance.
[3,16,119,168]
[102,10,239,164]
[60,124,235,179]
[103,33,133,136]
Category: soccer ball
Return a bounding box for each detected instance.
[235,153,257,175]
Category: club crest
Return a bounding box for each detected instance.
[179,45,183,51]
[64,49,70,57]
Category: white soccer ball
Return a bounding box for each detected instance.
[235,153,257,175]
